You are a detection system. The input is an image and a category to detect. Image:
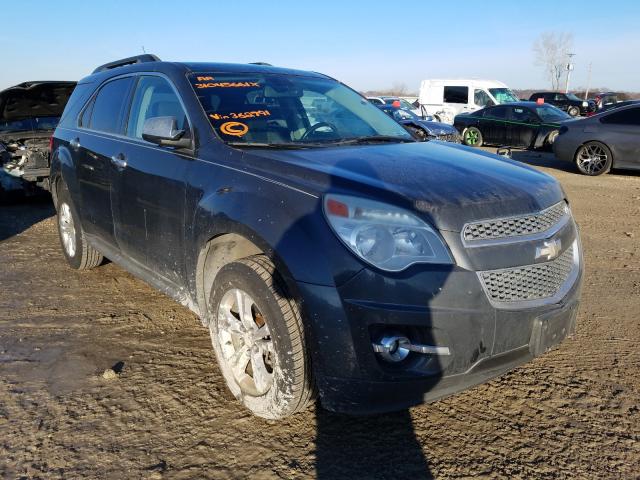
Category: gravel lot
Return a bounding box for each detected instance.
[1,149,639,479]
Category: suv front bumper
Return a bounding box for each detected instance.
[298,251,583,415]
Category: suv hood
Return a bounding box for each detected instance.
[241,141,564,232]
[0,81,76,124]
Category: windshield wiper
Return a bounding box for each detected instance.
[227,141,321,149]
[325,135,415,146]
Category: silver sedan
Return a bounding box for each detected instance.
[553,104,640,175]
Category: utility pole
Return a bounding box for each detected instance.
[565,53,576,93]
[584,62,592,100]
[564,53,576,93]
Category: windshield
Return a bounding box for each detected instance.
[384,98,415,110]
[0,116,61,133]
[566,93,582,101]
[389,108,419,121]
[534,104,571,122]
[489,88,519,104]
[189,73,412,146]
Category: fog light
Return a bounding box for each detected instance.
[373,334,411,363]
[373,333,451,363]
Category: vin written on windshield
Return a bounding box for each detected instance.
[188,72,412,146]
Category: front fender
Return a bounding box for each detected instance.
[189,187,362,290]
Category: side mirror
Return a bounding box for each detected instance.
[142,116,191,149]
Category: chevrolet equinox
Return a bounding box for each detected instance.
[51,55,583,419]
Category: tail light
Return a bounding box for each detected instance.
[536,98,544,105]
[49,135,54,154]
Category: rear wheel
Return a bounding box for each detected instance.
[55,183,103,270]
[567,106,580,117]
[463,127,483,147]
[575,141,612,176]
[208,255,314,419]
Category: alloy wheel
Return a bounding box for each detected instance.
[215,288,274,396]
[464,129,479,145]
[59,203,76,257]
[576,144,609,175]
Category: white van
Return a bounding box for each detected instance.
[418,79,519,124]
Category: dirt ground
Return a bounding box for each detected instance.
[1,150,639,479]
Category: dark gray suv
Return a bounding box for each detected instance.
[51,55,583,418]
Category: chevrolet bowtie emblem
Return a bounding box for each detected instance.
[536,239,562,261]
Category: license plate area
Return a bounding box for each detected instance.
[529,302,578,357]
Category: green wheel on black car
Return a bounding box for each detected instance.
[463,127,483,147]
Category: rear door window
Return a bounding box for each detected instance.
[444,86,469,104]
[89,77,134,134]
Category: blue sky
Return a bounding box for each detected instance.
[1,0,638,92]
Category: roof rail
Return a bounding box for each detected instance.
[92,54,161,74]
[249,62,272,66]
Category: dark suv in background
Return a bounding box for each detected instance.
[51,55,583,419]
[529,91,595,117]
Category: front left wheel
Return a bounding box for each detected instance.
[567,106,580,117]
[208,255,315,419]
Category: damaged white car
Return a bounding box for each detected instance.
[0,81,76,198]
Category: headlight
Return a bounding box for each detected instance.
[582,101,588,107]
[323,194,453,271]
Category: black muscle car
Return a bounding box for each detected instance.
[454,102,572,150]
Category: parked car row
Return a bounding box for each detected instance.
[453,99,640,176]
[528,92,595,117]
[43,54,584,419]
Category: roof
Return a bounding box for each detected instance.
[179,62,328,78]
[84,55,328,82]
[420,79,509,88]
[487,101,546,108]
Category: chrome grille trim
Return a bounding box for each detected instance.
[478,239,580,309]
[462,201,570,247]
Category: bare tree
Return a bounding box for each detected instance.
[533,32,574,90]
[390,82,409,96]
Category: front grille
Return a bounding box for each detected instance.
[463,201,568,242]
[479,244,575,303]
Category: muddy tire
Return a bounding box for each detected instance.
[567,106,580,117]
[208,255,314,419]
[574,141,613,176]
[55,183,103,270]
[463,127,483,147]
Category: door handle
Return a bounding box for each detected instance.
[70,138,81,149]
[110,153,128,169]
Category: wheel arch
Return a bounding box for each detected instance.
[190,189,338,324]
[49,145,80,208]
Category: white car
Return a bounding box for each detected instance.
[366,96,424,118]
[417,79,519,124]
